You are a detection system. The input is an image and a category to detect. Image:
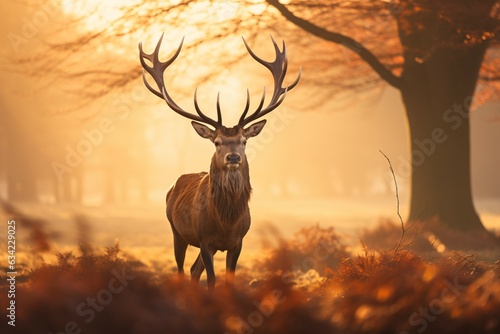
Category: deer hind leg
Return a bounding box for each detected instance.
[226,242,242,284]
[171,227,188,276]
[190,253,205,284]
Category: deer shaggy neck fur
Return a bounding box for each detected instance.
[209,155,251,225]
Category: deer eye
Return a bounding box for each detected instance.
[242,140,247,146]
[214,141,221,147]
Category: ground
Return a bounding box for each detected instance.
[0,198,499,333]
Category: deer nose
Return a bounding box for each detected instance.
[225,153,241,164]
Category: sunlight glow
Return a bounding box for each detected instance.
[61,0,139,31]
[60,0,264,32]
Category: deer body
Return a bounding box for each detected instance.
[139,34,300,288]
[166,171,250,282]
[167,164,251,252]
[166,165,251,286]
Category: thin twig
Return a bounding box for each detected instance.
[379,150,406,252]
[400,211,426,251]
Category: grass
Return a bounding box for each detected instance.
[1,221,499,334]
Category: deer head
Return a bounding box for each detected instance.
[138,35,301,171]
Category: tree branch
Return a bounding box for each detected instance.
[265,0,402,90]
[480,75,500,81]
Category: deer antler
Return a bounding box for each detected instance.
[139,34,222,128]
[238,36,301,127]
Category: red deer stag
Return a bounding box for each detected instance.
[139,35,300,288]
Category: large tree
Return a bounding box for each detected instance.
[6,0,500,246]
[262,0,500,246]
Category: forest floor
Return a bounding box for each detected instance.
[0,199,499,334]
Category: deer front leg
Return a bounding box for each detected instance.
[172,228,188,276]
[226,242,242,284]
[190,253,205,284]
[200,245,216,289]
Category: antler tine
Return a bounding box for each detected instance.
[139,34,220,128]
[193,88,223,126]
[139,34,181,98]
[216,92,223,125]
[238,36,301,126]
[238,86,267,125]
[238,89,251,124]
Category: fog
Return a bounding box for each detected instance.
[1,1,499,237]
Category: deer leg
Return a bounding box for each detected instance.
[200,245,216,289]
[190,253,205,283]
[226,242,242,284]
[172,229,188,276]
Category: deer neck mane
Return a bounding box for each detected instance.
[209,155,251,225]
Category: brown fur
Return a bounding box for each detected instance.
[209,155,251,226]
[166,157,252,248]
[165,123,265,288]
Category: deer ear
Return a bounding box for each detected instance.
[191,121,215,140]
[243,120,267,138]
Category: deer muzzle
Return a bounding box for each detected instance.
[225,153,241,169]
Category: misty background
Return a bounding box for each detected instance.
[0,1,499,238]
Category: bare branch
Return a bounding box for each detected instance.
[265,0,402,89]
[380,150,429,252]
[379,150,405,250]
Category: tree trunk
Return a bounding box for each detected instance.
[104,165,116,205]
[400,45,487,232]
[6,157,38,202]
[5,128,38,202]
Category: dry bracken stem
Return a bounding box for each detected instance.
[379,150,406,252]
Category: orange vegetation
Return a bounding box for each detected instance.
[1,225,499,334]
